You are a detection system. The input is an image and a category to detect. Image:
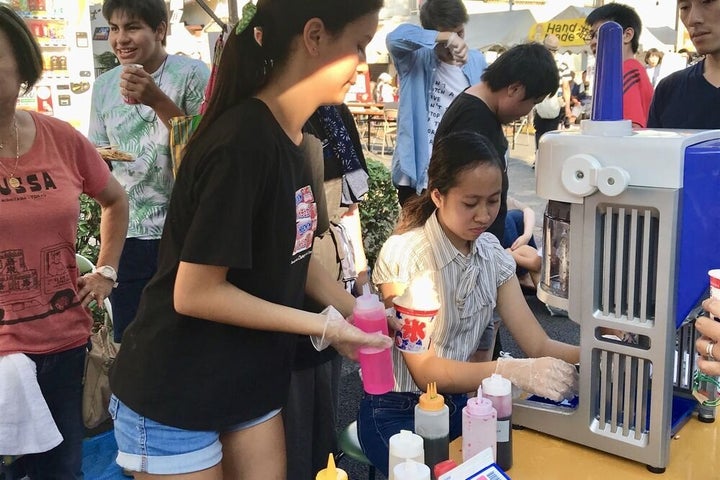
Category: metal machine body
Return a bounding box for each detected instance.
[514,124,720,471]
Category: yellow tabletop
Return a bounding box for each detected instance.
[450,416,719,479]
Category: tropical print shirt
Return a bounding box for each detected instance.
[89,55,209,238]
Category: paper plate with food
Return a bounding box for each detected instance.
[96,146,134,162]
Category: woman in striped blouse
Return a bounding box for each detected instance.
[357,131,580,476]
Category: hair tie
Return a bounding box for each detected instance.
[235,1,257,35]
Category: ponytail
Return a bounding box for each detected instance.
[396,193,436,234]
[190,24,269,143]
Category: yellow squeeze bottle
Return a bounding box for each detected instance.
[316,453,348,480]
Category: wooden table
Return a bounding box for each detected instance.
[449,416,720,479]
[348,102,386,150]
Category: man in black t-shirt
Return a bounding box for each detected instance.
[647,1,720,129]
[435,42,559,242]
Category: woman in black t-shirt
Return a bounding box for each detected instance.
[107,2,390,479]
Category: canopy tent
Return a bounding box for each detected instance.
[464,9,537,51]
[529,6,677,54]
[365,9,536,64]
[365,15,419,64]
[646,26,678,50]
[528,6,594,54]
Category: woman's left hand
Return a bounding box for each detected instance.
[77,273,114,308]
[510,233,532,251]
[695,298,720,376]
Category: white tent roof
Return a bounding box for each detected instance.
[646,26,677,49]
[464,9,537,51]
[549,5,595,20]
[365,9,537,64]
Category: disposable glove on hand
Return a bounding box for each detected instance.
[445,32,468,65]
[311,306,392,361]
[495,356,578,402]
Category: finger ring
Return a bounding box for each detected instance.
[90,291,97,298]
[706,341,716,361]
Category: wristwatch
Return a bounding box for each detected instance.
[92,265,118,288]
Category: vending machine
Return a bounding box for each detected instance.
[3,0,97,134]
[513,22,720,473]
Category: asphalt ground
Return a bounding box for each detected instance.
[337,131,581,480]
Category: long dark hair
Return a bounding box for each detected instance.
[397,131,504,233]
[191,0,383,144]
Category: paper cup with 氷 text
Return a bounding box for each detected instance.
[122,63,143,104]
[392,300,439,353]
[708,269,720,319]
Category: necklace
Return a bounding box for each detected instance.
[135,55,168,124]
[0,120,12,150]
[0,117,20,188]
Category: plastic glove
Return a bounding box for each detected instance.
[311,306,392,361]
[445,32,468,65]
[495,356,578,402]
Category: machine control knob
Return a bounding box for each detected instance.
[561,154,601,197]
[597,166,630,196]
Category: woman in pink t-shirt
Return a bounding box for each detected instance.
[0,5,128,478]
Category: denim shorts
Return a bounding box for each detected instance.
[109,395,281,474]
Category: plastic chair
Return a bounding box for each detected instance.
[380,108,397,155]
[336,421,376,480]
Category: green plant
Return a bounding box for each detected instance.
[77,194,102,264]
[76,194,104,327]
[360,157,400,269]
[94,51,119,75]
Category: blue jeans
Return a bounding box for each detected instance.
[110,238,159,342]
[356,391,467,477]
[8,346,86,479]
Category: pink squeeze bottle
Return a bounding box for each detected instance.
[353,286,394,394]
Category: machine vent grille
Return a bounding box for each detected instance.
[598,206,659,322]
[594,350,651,438]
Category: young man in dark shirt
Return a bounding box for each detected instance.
[434,42,559,242]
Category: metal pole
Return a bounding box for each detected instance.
[229,0,239,26]
[508,0,513,11]
[194,0,228,32]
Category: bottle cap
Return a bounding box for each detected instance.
[433,459,457,478]
[389,430,424,458]
[316,453,348,480]
[393,459,431,480]
[355,284,381,312]
[418,382,445,411]
[481,374,512,397]
[465,385,494,416]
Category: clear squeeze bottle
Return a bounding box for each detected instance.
[353,285,394,394]
[461,385,497,462]
[388,430,424,480]
[414,382,449,479]
[393,459,431,480]
[482,374,513,470]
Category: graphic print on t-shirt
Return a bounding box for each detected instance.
[0,243,78,325]
[427,63,468,158]
[293,185,318,256]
